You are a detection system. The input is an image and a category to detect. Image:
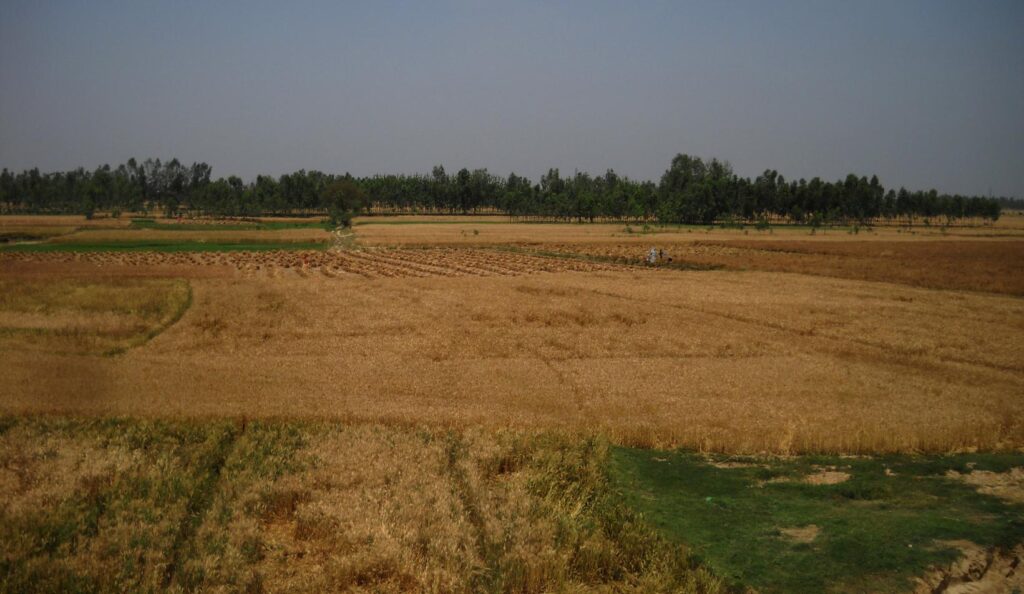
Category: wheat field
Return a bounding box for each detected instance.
[2,216,1024,593]
[2,242,1021,453]
[0,417,720,593]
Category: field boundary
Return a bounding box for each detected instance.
[105,279,193,356]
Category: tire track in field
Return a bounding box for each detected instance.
[442,433,504,592]
[161,423,243,590]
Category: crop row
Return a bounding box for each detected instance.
[1,248,636,279]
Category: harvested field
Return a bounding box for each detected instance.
[541,239,1024,295]
[354,217,1024,247]
[1,247,636,279]
[0,215,128,243]
[0,215,131,229]
[0,225,79,242]
[1,266,1021,453]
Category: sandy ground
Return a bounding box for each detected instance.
[2,267,1021,454]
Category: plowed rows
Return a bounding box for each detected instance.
[0,248,634,279]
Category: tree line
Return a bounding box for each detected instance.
[0,155,1004,225]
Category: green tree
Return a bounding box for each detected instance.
[321,179,364,228]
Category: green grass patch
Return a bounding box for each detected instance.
[0,240,327,253]
[611,447,1024,593]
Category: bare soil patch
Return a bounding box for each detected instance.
[804,468,851,485]
[914,541,1024,594]
[779,525,819,543]
[946,467,1024,504]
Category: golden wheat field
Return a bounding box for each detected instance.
[3,215,1024,593]
[353,212,1024,247]
[1,215,1022,454]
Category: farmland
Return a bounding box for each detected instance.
[1,213,1023,592]
[1,417,722,593]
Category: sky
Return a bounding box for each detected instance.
[1,0,1022,197]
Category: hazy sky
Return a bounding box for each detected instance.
[1,1,1022,196]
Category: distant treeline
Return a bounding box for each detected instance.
[996,196,1024,211]
[0,155,1005,225]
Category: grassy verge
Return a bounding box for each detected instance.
[611,447,1024,593]
[0,240,327,253]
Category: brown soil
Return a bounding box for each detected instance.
[779,525,819,543]
[543,239,1024,295]
[913,541,1024,594]
[946,467,1024,504]
[758,467,852,487]
[707,460,766,469]
[803,468,851,485]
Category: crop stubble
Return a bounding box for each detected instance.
[1,247,635,280]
